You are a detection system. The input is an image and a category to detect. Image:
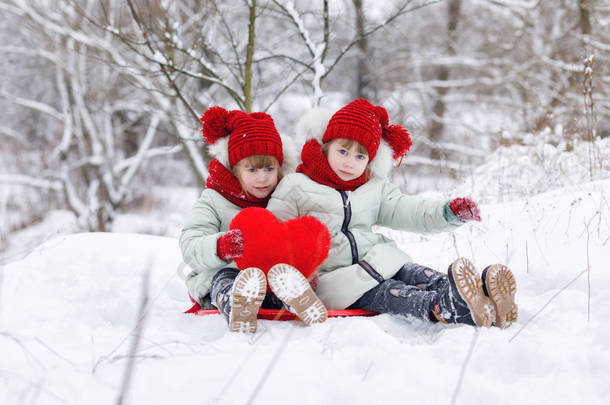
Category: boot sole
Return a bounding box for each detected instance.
[482,264,518,329]
[449,258,495,327]
[229,267,266,334]
[267,264,328,325]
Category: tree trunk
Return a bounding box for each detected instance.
[579,0,591,36]
[353,0,374,100]
[244,0,257,113]
[429,0,461,160]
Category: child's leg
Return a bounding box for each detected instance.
[352,258,496,327]
[261,291,284,309]
[349,279,436,321]
[396,260,517,328]
[210,268,240,320]
[393,262,446,291]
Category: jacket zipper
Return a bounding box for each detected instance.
[338,190,385,283]
[338,190,359,264]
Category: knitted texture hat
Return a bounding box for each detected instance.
[322,98,412,162]
[201,107,283,168]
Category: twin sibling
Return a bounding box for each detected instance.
[180,99,518,333]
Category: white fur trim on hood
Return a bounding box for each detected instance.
[280,134,298,174]
[207,136,230,168]
[296,107,334,143]
[368,139,394,179]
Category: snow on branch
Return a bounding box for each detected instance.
[59,167,88,220]
[116,114,161,200]
[0,91,63,120]
[402,155,467,171]
[0,126,24,143]
[540,55,582,73]
[418,139,488,158]
[579,35,610,52]
[321,0,437,82]
[486,0,540,9]
[53,53,73,159]
[405,76,511,90]
[275,0,317,58]
[113,145,183,174]
[0,45,63,67]
[0,174,62,191]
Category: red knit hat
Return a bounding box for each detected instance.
[322,98,412,161]
[201,107,283,167]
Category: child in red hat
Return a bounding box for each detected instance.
[268,99,518,328]
[180,107,328,334]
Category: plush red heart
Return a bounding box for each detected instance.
[229,207,331,279]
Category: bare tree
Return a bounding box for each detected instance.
[2,0,608,236]
[428,0,461,160]
[270,0,429,106]
[353,0,375,101]
[0,0,186,230]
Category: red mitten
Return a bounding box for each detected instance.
[216,229,244,260]
[449,197,481,222]
[309,274,319,290]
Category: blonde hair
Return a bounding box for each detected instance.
[232,155,283,183]
[322,138,369,156]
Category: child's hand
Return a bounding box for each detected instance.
[217,229,244,260]
[449,197,481,222]
[309,274,319,290]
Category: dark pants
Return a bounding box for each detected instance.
[349,262,449,321]
[209,268,283,320]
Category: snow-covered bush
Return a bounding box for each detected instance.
[455,137,610,203]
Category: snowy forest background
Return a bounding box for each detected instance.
[1,0,608,259]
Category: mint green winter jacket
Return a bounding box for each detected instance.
[266,173,461,309]
[179,189,242,304]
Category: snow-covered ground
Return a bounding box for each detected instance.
[1,176,608,404]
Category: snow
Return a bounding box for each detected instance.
[1,180,610,404]
[454,138,610,203]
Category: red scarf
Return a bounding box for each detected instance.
[297,139,369,191]
[206,159,270,208]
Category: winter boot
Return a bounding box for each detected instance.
[228,267,267,334]
[482,264,518,329]
[431,258,495,327]
[267,263,328,325]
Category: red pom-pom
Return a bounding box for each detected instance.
[383,125,412,161]
[200,106,230,144]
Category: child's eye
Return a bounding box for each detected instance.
[356,154,367,160]
[247,168,256,173]
[339,149,348,155]
[265,166,276,172]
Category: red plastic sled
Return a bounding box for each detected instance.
[185,302,377,320]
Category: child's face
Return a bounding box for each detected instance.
[326,140,369,181]
[235,161,279,198]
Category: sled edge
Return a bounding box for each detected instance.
[188,308,378,320]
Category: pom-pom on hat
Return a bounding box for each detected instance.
[322,98,412,162]
[201,106,283,168]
